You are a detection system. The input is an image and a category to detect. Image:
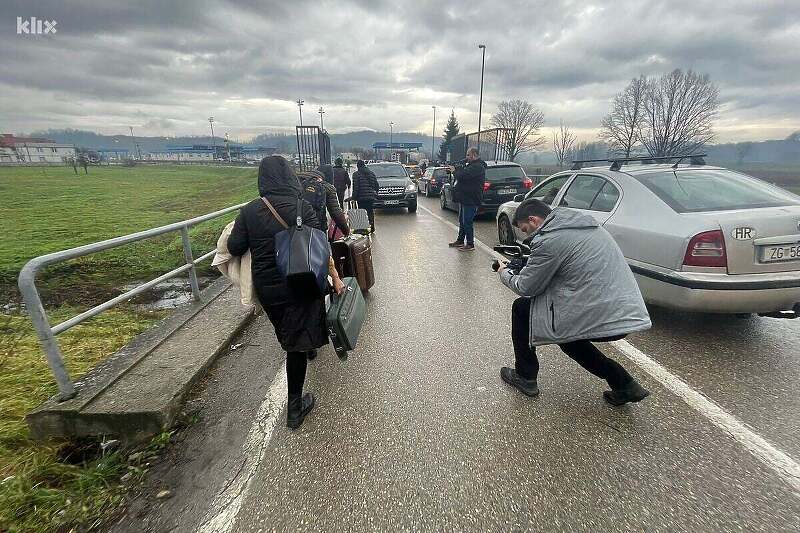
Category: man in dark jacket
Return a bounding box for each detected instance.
[351,159,380,232]
[332,157,352,207]
[299,169,350,238]
[448,147,486,251]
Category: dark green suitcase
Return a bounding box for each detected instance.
[326,277,366,359]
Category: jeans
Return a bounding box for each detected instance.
[511,297,634,390]
[359,199,376,230]
[457,204,479,245]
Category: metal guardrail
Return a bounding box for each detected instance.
[17,202,248,401]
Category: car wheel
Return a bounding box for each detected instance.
[440,191,447,210]
[408,202,417,213]
[425,185,432,198]
[498,215,516,245]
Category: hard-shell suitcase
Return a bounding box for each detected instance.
[346,200,371,235]
[330,234,374,292]
[326,277,367,359]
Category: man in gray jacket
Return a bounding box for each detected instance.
[498,199,652,406]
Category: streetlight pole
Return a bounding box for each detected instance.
[208,117,216,155]
[477,44,486,155]
[318,106,325,131]
[296,99,304,126]
[431,106,436,161]
[389,121,394,161]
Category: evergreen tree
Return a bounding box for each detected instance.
[438,110,460,161]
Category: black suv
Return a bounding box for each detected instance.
[368,162,418,213]
[440,161,532,215]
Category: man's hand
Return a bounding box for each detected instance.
[497,260,509,273]
[333,277,346,295]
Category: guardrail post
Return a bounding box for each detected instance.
[181,226,202,301]
[18,269,77,401]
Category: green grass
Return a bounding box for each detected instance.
[0,164,260,532]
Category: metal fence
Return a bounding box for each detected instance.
[448,128,514,162]
[17,202,247,401]
[295,126,331,171]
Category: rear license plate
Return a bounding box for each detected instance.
[384,200,400,205]
[760,244,800,263]
[498,188,516,195]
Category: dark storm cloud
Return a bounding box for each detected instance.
[2,0,798,140]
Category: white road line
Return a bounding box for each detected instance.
[419,203,800,497]
[196,369,288,533]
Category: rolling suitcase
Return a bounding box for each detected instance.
[331,234,375,292]
[326,277,367,360]
[346,200,371,235]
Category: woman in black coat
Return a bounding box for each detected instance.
[228,156,344,429]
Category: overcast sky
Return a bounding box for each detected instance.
[2,0,799,143]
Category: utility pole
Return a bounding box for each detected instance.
[297,99,304,126]
[431,106,436,161]
[318,106,325,131]
[477,44,486,155]
[225,132,231,161]
[389,121,394,161]
[208,117,216,159]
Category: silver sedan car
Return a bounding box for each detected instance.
[496,161,800,316]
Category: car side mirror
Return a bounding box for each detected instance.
[513,194,525,202]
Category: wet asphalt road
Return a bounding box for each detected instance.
[114,197,800,532]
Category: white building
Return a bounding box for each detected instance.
[0,134,76,163]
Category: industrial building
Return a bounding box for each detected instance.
[0,134,76,163]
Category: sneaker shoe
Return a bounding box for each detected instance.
[500,367,540,397]
[458,244,475,252]
[448,240,464,247]
[603,380,650,406]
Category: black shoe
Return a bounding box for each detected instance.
[307,350,317,361]
[286,392,315,429]
[458,244,475,252]
[603,380,650,406]
[500,367,540,397]
[448,240,464,247]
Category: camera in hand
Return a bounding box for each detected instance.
[492,244,530,274]
[492,257,527,273]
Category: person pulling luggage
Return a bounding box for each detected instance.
[228,156,345,430]
[351,160,379,233]
[496,198,652,406]
[299,169,350,238]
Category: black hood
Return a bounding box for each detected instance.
[317,164,334,185]
[258,156,301,198]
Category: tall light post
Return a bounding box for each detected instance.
[431,106,436,161]
[318,106,325,131]
[208,117,216,151]
[296,99,304,126]
[477,44,486,154]
[389,121,394,161]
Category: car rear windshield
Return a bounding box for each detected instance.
[433,169,449,178]
[632,169,800,213]
[486,166,525,182]
[369,164,408,178]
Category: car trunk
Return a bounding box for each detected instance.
[484,167,526,204]
[694,206,800,274]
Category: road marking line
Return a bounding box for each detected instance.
[420,202,800,496]
[196,368,288,533]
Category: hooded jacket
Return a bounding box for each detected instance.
[453,158,487,206]
[500,208,651,346]
[333,163,351,192]
[228,156,319,306]
[352,165,380,202]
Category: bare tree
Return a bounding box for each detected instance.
[490,99,546,161]
[639,69,719,157]
[552,121,576,167]
[600,75,647,157]
[573,141,609,161]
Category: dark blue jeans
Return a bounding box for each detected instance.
[457,204,479,245]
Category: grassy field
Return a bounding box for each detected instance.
[0,164,258,531]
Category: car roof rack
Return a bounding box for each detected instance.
[570,154,707,171]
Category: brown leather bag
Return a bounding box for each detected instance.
[331,234,374,292]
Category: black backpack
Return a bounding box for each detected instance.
[301,178,327,229]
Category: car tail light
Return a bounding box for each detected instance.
[483,182,491,192]
[683,230,727,268]
[522,177,533,189]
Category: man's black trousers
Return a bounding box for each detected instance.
[511,296,634,390]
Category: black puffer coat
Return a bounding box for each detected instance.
[352,167,380,202]
[228,156,328,352]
